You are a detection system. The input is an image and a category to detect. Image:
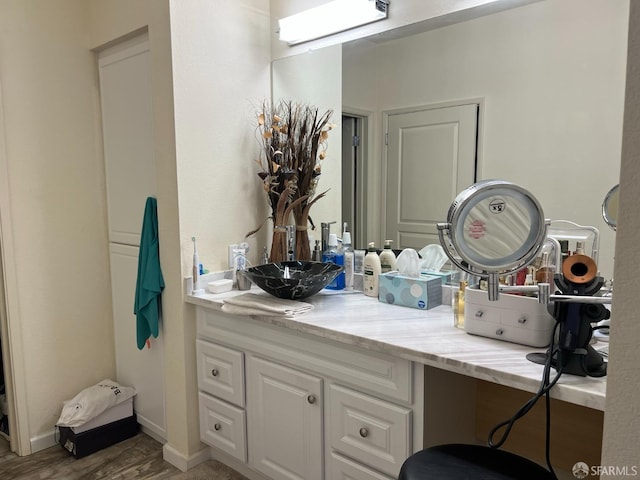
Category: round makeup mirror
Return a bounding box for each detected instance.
[438,180,549,300]
[602,184,619,231]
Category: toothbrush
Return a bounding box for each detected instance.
[192,237,201,293]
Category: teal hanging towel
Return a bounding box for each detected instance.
[134,197,165,350]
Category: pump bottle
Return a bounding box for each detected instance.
[342,228,354,291]
[363,242,382,297]
[379,239,397,273]
[323,233,345,290]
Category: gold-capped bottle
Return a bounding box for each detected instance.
[453,279,468,329]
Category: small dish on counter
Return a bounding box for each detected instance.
[207,279,233,294]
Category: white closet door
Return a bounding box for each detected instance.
[99,34,165,441]
[99,35,157,247]
[109,243,166,440]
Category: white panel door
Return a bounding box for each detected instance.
[99,35,157,247]
[247,356,323,480]
[109,243,166,440]
[386,104,478,249]
[99,34,165,441]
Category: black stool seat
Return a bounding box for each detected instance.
[398,444,556,480]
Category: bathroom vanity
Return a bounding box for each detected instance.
[187,290,606,480]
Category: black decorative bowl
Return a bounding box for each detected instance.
[242,261,343,300]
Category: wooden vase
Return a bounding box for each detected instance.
[295,227,311,261]
[270,228,288,263]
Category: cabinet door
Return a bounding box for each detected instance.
[247,356,323,480]
[110,243,165,440]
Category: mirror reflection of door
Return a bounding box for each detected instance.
[385,103,479,250]
[342,113,368,249]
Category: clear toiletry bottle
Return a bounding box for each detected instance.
[323,233,345,290]
[536,251,555,286]
[453,276,468,329]
[342,228,354,291]
[363,242,382,297]
[379,239,397,273]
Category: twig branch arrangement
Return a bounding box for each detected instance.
[250,99,334,262]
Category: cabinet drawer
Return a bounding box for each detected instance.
[196,339,245,407]
[328,384,411,478]
[199,392,247,462]
[329,451,394,480]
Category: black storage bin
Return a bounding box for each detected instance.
[58,413,138,458]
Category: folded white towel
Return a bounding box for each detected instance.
[222,292,313,317]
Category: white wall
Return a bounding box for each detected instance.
[0,0,114,452]
[343,0,627,279]
[0,0,270,462]
[169,0,272,275]
[167,0,271,464]
[90,0,205,463]
[601,0,640,474]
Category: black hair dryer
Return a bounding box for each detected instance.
[548,254,610,377]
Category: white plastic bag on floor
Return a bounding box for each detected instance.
[56,379,135,428]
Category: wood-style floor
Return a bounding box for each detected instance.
[0,432,249,479]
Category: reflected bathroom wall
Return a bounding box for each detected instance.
[271,44,342,242]
[273,0,628,279]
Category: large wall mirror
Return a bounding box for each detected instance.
[272,0,628,280]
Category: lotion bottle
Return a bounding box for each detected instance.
[342,229,354,291]
[363,242,382,297]
[379,239,397,273]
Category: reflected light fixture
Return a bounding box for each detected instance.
[278,0,389,46]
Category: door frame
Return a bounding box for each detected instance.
[381,98,485,243]
[0,72,30,455]
[342,107,372,250]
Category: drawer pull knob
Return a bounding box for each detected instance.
[359,427,369,438]
[307,395,317,404]
[211,369,219,377]
[214,423,221,431]
[475,311,484,318]
[496,328,504,335]
[518,317,527,324]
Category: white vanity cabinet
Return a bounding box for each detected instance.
[195,306,424,480]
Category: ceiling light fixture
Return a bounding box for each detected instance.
[278,0,389,46]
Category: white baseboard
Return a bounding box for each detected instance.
[136,414,166,443]
[140,424,165,444]
[162,442,211,472]
[31,429,57,453]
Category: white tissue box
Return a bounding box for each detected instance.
[378,273,442,310]
[421,270,456,285]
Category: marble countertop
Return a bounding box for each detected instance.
[186,288,606,411]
